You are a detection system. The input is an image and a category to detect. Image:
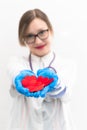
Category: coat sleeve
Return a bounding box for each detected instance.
[7,56,29,84]
[7,56,29,97]
[46,59,77,102]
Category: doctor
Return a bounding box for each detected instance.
[7,8,76,130]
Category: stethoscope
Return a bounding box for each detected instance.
[29,52,57,73]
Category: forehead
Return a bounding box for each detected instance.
[26,18,48,33]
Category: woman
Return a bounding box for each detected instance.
[7,8,76,130]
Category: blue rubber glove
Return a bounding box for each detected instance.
[37,67,58,97]
[14,70,34,97]
[14,68,58,98]
[37,67,58,91]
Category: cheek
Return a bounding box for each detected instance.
[47,34,53,44]
[46,38,52,46]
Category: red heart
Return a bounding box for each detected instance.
[21,75,54,92]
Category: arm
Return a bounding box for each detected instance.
[47,79,67,98]
[7,56,30,97]
[7,58,58,98]
[7,56,29,83]
[46,59,77,102]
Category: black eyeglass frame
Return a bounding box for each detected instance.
[24,29,49,44]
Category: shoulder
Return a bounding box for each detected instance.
[7,55,30,80]
[7,54,30,71]
[8,55,29,64]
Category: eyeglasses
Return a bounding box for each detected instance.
[24,29,49,44]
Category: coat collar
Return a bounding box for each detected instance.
[30,51,54,67]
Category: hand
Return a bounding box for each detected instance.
[14,68,58,98]
[14,70,34,97]
[37,67,58,92]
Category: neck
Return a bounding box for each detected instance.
[31,51,51,57]
[29,51,55,72]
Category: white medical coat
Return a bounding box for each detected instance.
[7,51,77,130]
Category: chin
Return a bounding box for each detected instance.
[35,50,50,57]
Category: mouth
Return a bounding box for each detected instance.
[35,44,46,49]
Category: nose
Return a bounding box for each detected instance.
[35,36,42,44]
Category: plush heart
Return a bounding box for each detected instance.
[21,75,54,92]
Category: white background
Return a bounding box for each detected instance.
[0,0,87,130]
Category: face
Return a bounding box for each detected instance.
[24,18,53,57]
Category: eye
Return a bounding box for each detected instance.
[39,30,46,35]
[26,34,34,39]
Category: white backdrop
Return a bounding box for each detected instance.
[0,0,87,130]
